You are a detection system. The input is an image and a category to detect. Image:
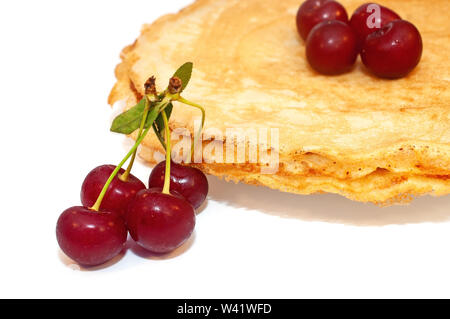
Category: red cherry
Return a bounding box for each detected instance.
[148,161,208,209]
[81,165,146,217]
[126,188,195,254]
[350,3,401,50]
[56,206,127,266]
[306,20,358,75]
[296,0,348,40]
[361,20,422,79]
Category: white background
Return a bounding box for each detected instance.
[1,0,449,299]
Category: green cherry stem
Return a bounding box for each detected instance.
[177,96,205,128]
[152,93,176,151]
[177,96,205,160]
[119,97,151,182]
[90,125,153,211]
[90,99,168,212]
[161,110,172,195]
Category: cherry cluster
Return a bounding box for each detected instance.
[296,1,423,78]
[56,64,208,267]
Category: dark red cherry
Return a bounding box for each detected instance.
[296,0,348,40]
[361,20,422,79]
[56,206,127,266]
[350,3,401,50]
[148,161,208,209]
[126,188,195,254]
[306,20,358,75]
[81,165,146,217]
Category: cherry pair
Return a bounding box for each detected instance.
[56,161,208,266]
[296,1,422,78]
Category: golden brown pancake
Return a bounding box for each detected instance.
[108,0,450,205]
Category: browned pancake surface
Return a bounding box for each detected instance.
[109,0,450,204]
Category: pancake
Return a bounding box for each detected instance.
[108,0,450,205]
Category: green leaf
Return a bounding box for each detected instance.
[110,98,146,134]
[111,61,192,135]
[172,62,193,92]
[110,98,165,134]
[143,103,162,130]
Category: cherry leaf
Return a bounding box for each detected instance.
[172,62,193,92]
[110,98,147,134]
[110,98,161,135]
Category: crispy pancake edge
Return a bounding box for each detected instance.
[108,0,450,204]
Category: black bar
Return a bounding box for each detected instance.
[1,299,449,318]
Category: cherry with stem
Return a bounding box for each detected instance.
[57,115,162,267]
[90,97,169,212]
[126,104,196,253]
[147,91,208,209]
[80,92,158,216]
